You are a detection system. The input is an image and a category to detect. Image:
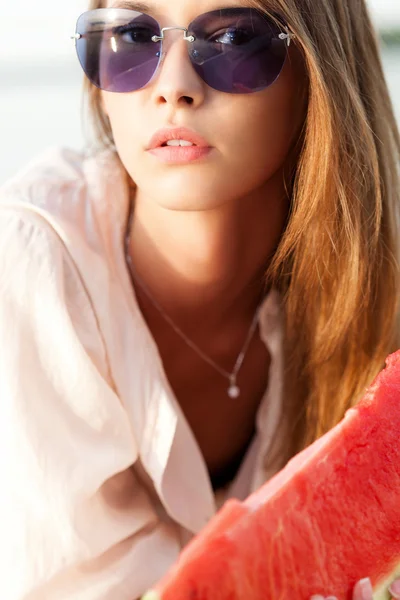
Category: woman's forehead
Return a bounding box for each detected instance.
[106,0,249,20]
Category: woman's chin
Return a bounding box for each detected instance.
[132,178,235,212]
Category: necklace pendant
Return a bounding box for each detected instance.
[228,384,240,399]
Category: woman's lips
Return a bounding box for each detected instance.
[147,126,211,150]
[147,126,213,162]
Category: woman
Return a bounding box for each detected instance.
[0,0,399,598]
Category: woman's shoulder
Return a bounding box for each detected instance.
[0,147,135,383]
[0,145,130,254]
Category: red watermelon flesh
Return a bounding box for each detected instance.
[143,350,400,600]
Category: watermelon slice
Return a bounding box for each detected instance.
[143,350,400,600]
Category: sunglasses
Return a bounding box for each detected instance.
[72,7,295,95]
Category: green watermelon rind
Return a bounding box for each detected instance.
[142,592,160,600]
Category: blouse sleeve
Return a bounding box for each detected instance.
[0,208,179,600]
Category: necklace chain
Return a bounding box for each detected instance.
[124,212,263,398]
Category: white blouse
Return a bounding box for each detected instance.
[0,147,284,600]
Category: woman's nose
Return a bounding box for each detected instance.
[149,34,206,108]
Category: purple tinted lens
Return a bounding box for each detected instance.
[188,8,288,94]
[75,9,161,92]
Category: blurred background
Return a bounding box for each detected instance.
[1,0,399,184]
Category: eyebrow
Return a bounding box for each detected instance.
[110,1,153,11]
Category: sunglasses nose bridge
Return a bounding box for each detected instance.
[152,26,195,44]
[152,26,196,71]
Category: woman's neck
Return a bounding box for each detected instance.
[127,172,289,332]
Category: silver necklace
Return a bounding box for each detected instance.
[124,214,262,399]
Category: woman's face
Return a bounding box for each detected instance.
[101,0,307,211]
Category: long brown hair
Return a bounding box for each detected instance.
[81,0,400,467]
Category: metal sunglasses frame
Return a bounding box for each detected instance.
[71,20,296,47]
